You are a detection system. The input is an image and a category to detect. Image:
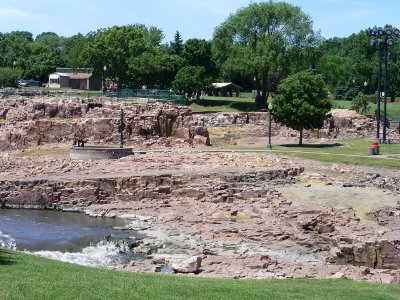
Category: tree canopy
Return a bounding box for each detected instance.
[213,1,318,108]
[272,71,331,145]
[1,4,400,104]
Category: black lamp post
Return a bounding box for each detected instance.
[102,65,107,95]
[118,105,125,148]
[383,29,395,142]
[367,26,399,143]
[253,76,256,99]
[267,102,273,150]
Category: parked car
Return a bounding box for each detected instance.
[18,80,42,87]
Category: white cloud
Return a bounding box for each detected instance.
[0,7,31,18]
[170,0,240,16]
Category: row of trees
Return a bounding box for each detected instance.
[1,1,399,107]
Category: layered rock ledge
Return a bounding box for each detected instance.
[0,96,399,284]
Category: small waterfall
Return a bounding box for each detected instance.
[0,230,16,250]
[33,241,133,268]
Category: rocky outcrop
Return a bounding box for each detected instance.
[197,109,400,142]
[328,239,400,270]
[0,167,303,208]
[0,97,210,149]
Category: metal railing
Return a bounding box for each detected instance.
[0,88,189,106]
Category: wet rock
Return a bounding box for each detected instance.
[117,240,126,253]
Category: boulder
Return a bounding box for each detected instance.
[170,256,202,273]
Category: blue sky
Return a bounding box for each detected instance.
[0,0,399,42]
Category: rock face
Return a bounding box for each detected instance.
[0,97,210,149]
[0,167,303,208]
[197,109,400,142]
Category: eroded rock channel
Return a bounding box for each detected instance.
[0,95,399,284]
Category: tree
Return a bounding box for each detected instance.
[272,71,331,145]
[64,33,88,68]
[24,43,65,82]
[317,55,353,92]
[172,66,206,99]
[182,38,217,82]
[0,32,31,70]
[81,25,164,88]
[0,67,21,87]
[170,31,183,56]
[213,1,317,108]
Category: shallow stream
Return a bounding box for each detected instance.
[0,209,142,267]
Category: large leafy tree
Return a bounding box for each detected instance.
[0,32,31,71]
[317,55,353,92]
[272,71,331,145]
[24,43,65,82]
[64,33,88,68]
[81,25,164,88]
[128,52,186,88]
[172,66,206,99]
[213,1,317,108]
[182,38,217,84]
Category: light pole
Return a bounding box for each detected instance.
[367,26,399,142]
[103,65,107,95]
[253,76,256,99]
[118,104,125,148]
[362,80,369,115]
[383,29,395,142]
[352,78,356,100]
[267,102,273,150]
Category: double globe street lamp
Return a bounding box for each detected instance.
[367,26,400,143]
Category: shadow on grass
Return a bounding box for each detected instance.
[0,249,17,265]
[229,102,258,112]
[191,99,258,112]
[280,143,344,148]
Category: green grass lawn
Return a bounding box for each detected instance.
[189,95,400,121]
[332,99,400,121]
[227,139,400,169]
[1,250,399,300]
[189,93,258,113]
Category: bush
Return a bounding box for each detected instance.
[351,92,370,115]
[0,67,21,88]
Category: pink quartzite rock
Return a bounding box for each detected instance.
[170,256,202,273]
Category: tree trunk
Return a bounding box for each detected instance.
[299,128,303,146]
[260,79,268,109]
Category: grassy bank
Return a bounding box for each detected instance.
[272,139,400,168]
[189,94,400,121]
[1,250,399,300]
[189,92,256,113]
[220,139,400,168]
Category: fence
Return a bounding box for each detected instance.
[0,88,189,106]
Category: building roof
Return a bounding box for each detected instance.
[212,82,243,89]
[49,72,92,80]
[68,72,93,80]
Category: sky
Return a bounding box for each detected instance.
[0,0,400,42]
